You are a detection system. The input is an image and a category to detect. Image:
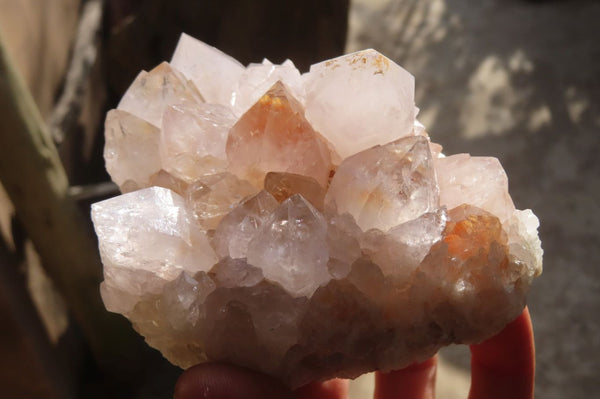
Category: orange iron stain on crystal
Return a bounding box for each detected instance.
[443,214,503,260]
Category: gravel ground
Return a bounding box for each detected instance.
[347,0,600,398]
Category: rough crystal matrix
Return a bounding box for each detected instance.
[92,33,543,388]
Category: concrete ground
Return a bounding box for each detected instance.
[347,0,600,398]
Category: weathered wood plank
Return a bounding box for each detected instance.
[0,31,143,373]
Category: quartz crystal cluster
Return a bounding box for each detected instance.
[92,33,543,387]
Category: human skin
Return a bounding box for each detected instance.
[174,307,534,399]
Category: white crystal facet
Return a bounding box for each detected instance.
[104,110,162,191]
[304,49,415,159]
[232,59,305,116]
[171,33,244,106]
[435,154,515,221]
[92,187,218,312]
[362,208,448,280]
[506,209,544,278]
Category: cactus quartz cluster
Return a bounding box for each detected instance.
[91,33,542,387]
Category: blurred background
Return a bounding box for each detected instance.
[0,0,598,398]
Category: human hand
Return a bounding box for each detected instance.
[174,307,534,399]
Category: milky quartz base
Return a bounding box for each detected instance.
[92,33,543,388]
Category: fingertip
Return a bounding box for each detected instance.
[374,356,438,399]
[294,378,349,399]
[174,362,293,399]
[469,307,535,399]
[470,307,535,374]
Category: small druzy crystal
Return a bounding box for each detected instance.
[92,34,543,388]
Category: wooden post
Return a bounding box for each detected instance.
[0,31,143,373]
[0,240,74,399]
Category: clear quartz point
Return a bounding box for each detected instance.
[325,136,439,232]
[247,194,330,297]
[104,109,162,190]
[212,190,279,259]
[118,62,203,127]
[161,101,236,182]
